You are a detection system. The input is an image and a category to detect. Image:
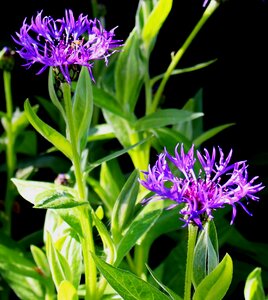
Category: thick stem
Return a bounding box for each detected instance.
[184,224,198,300]
[150,0,220,113]
[62,83,97,300]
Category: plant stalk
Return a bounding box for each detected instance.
[184,224,198,300]
[62,83,97,300]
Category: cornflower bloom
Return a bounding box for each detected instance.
[139,144,264,229]
[12,9,122,83]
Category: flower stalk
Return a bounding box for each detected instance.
[62,83,97,300]
[184,224,198,300]
[3,70,16,235]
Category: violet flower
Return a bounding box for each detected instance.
[139,144,264,229]
[12,9,123,83]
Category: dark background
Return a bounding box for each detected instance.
[1,0,268,297]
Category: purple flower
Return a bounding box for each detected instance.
[139,144,264,229]
[12,9,123,83]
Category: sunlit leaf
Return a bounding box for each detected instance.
[92,254,170,300]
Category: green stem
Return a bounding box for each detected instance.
[3,70,16,235]
[184,224,198,300]
[150,0,220,113]
[133,244,148,280]
[62,83,97,300]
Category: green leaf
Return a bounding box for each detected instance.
[146,264,183,300]
[115,207,162,266]
[30,245,51,278]
[54,227,82,289]
[92,85,132,120]
[152,127,192,152]
[193,253,233,300]
[0,271,44,300]
[244,267,265,300]
[102,110,133,149]
[115,29,145,112]
[36,95,62,127]
[58,280,78,300]
[85,137,151,174]
[48,67,66,120]
[12,107,36,135]
[111,169,140,242]
[193,221,219,288]
[100,159,125,211]
[72,66,93,147]
[150,60,217,86]
[173,90,204,140]
[56,208,83,237]
[24,99,73,160]
[11,178,78,207]
[193,123,235,147]
[92,253,170,300]
[135,109,203,131]
[87,123,115,141]
[34,189,88,209]
[0,241,42,280]
[142,0,173,47]
[46,231,73,291]
[92,211,116,265]
[136,204,182,257]
[0,235,46,298]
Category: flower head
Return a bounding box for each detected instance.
[12,9,123,83]
[139,144,264,229]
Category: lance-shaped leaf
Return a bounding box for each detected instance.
[92,86,132,120]
[146,264,183,300]
[34,190,88,209]
[11,178,83,209]
[48,67,66,120]
[115,29,145,113]
[72,66,93,147]
[0,241,43,280]
[30,245,51,278]
[92,253,170,300]
[193,253,233,300]
[193,221,219,288]
[193,123,235,147]
[85,137,151,174]
[46,232,73,291]
[111,169,140,242]
[142,0,173,47]
[115,207,162,266]
[24,99,72,160]
[12,178,84,236]
[135,109,203,132]
[244,267,265,300]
